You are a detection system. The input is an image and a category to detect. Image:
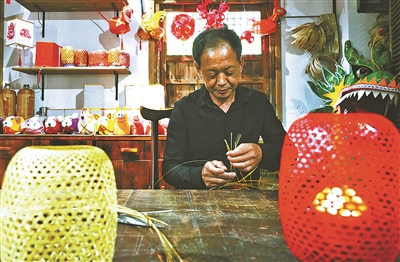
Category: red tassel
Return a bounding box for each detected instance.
[250,54,253,60]
[18,49,22,66]
[120,34,124,50]
[158,38,162,52]
[262,36,267,51]
[6,0,11,3]
[181,55,185,64]
[139,40,142,51]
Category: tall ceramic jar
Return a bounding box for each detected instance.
[17,84,35,120]
[1,83,17,117]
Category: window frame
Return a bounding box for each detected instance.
[151,0,283,120]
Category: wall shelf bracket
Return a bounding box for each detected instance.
[114,70,119,100]
[34,4,45,38]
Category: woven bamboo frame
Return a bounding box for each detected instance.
[1,145,118,261]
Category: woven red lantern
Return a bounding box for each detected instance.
[171,14,195,41]
[279,113,399,261]
[197,0,229,30]
[240,30,254,43]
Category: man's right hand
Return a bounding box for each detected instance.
[201,160,236,188]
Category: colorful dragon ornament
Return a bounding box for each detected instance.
[308,40,400,130]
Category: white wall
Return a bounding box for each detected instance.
[281,0,378,129]
[3,0,378,126]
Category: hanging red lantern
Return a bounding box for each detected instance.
[171,14,195,41]
[95,5,134,35]
[197,0,229,30]
[240,30,254,43]
[250,0,286,35]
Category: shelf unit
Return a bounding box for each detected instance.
[15,0,126,37]
[12,66,131,101]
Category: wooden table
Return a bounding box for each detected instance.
[114,190,298,262]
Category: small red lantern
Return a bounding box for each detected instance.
[279,113,399,261]
[171,14,195,41]
[240,30,254,43]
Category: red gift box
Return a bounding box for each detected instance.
[35,42,61,67]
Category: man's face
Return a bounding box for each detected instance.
[196,44,243,104]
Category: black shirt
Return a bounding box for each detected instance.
[162,85,287,189]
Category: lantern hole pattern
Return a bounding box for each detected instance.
[0,145,118,261]
[279,113,399,262]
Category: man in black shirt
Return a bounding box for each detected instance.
[162,26,286,189]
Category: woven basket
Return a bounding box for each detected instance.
[0,145,118,261]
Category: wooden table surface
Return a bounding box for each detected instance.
[115,190,298,262]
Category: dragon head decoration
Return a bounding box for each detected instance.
[308,40,399,129]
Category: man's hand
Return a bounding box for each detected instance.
[201,160,236,188]
[226,143,262,172]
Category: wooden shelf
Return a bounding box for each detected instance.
[15,0,126,12]
[12,66,130,75]
[12,66,131,101]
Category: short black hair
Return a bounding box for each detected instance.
[192,26,242,67]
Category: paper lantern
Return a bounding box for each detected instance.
[279,113,399,261]
[74,49,88,67]
[171,14,195,41]
[61,46,75,67]
[119,51,130,68]
[0,146,118,261]
[108,48,120,66]
[6,18,34,48]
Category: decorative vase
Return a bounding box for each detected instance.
[0,146,118,261]
[279,113,399,261]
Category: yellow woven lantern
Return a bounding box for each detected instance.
[0,145,118,261]
[61,46,75,66]
[108,48,120,66]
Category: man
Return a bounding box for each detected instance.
[162,26,286,189]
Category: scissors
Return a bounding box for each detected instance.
[117,209,172,228]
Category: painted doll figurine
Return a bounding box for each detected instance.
[61,113,79,134]
[44,116,63,134]
[2,116,25,134]
[95,113,115,135]
[113,106,130,135]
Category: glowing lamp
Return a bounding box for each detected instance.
[279,113,399,261]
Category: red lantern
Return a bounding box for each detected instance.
[279,113,399,261]
[197,0,229,30]
[171,14,195,41]
[240,30,254,43]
